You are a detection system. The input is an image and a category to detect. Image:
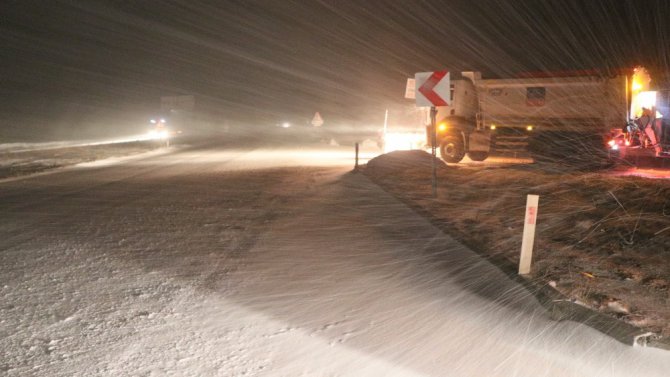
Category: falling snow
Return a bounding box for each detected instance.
[0,143,669,376]
[2,1,670,375]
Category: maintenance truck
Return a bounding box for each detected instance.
[430,67,670,164]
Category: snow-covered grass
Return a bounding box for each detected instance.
[364,150,670,339]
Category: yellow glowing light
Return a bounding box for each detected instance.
[490,125,497,130]
[438,123,447,132]
[631,67,651,93]
[383,132,425,153]
[526,125,534,131]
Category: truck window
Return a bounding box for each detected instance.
[526,87,546,106]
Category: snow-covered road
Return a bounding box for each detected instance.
[1,141,668,376]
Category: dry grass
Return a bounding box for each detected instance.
[364,151,670,336]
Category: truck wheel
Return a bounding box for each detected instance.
[440,135,465,163]
[467,151,489,161]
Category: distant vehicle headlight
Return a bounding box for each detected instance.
[147,129,170,140]
[282,122,291,128]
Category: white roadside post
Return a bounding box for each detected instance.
[519,194,539,275]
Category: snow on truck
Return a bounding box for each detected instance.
[429,67,670,163]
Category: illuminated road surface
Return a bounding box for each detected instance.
[1,141,668,376]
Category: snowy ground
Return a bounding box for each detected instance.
[0,135,159,153]
[0,140,164,180]
[1,140,670,376]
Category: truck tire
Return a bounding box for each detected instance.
[440,135,465,163]
[467,151,489,161]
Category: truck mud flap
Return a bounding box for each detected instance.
[468,131,491,152]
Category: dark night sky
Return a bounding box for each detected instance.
[1,0,669,140]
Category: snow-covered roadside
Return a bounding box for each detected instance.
[0,141,165,181]
[363,150,670,340]
[1,146,669,376]
[0,135,156,153]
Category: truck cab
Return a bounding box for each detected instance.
[431,72,492,162]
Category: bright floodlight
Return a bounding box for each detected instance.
[282,122,291,128]
[383,132,425,153]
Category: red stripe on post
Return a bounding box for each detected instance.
[527,206,537,225]
[418,71,448,106]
